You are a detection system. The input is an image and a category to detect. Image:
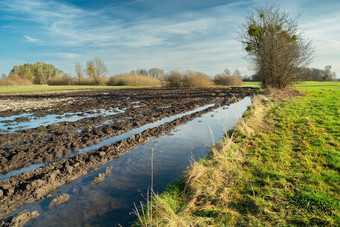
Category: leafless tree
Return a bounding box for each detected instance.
[233,69,242,77]
[224,68,231,76]
[135,69,148,76]
[322,65,335,81]
[86,58,108,85]
[148,68,165,80]
[239,5,313,88]
[75,62,84,85]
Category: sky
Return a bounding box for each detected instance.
[0,0,339,78]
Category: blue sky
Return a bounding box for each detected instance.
[0,0,339,77]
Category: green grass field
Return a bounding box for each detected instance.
[135,81,340,226]
[0,85,144,93]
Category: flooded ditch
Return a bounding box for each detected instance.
[0,88,256,226]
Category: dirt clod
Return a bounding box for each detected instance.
[49,194,70,207]
[0,210,39,227]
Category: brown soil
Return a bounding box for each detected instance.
[0,87,256,219]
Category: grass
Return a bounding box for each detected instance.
[0,85,144,93]
[243,81,261,86]
[135,81,340,226]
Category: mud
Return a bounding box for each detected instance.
[0,87,256,219]
[0,210,39,227]
[49,194,70,207]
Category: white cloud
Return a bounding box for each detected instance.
[24,35,39,42]
[51,52,81,59]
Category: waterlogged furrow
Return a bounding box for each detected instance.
[0,108,126,134]
[77,103,215,155]
[0,95,254,219]
[0,103,215,180]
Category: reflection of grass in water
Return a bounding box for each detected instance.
[134,83,340,226]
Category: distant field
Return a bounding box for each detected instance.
[0,85,143,93]
[243,81,340,89]
[243,81,261,86]
[294,81,340,90]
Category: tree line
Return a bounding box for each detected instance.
[245,65,337,82]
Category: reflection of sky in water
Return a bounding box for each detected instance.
[7,97,251,227]
[0,108,125,134]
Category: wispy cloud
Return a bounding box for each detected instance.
[24,35,39,42]
[49,52,81,59]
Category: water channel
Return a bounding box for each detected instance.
[5,96,252,226]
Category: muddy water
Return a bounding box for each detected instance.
[10,97,251,227]
[0,108,125,134]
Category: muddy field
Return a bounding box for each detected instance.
[0,87,256,224]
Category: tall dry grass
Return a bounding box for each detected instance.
[0,75,33,86]
[107,73,161,87]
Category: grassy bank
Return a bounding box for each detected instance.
[135,82,339,226]
[0,85,143,93]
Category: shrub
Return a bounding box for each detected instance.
[47,76,104,86]
[182,71,214,87]
[166,71,214,87]
[214,75,243,86]
[78,78,97,85]
[47,75,77,85]
[0,75,33,86]
[166,71,182,87]
[107,73,161,87]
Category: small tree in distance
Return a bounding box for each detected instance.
[239,5,313,89]
[75,62,84,85]
[86,58,108,85]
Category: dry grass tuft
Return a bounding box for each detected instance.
[264,86,304,101]
[235,95,272,135]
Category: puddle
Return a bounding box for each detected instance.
[0,108,125,134]
[6,97,252,226]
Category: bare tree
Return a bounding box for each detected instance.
[239,5,313,89]
[75,62,84,85]
[135,69,148,76]
[148,68,165,80]
[224,68,231,76]
[86,58,108,85]
[233,69,242,77]
[322,65,335,81]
